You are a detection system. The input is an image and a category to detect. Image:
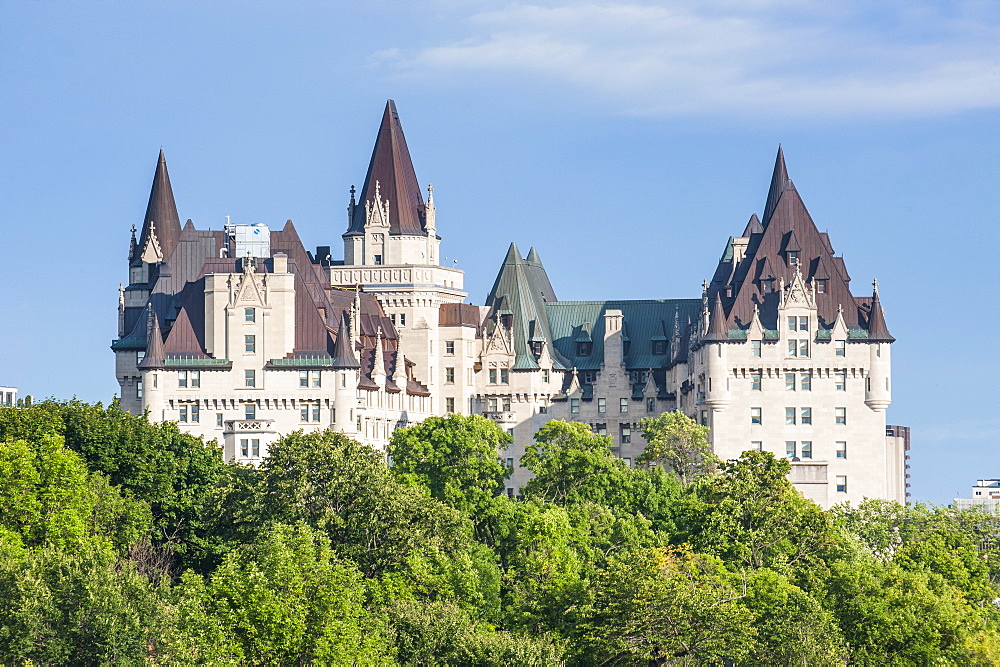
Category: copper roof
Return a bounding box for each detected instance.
[866,283,895,342]
[132,149,182,266]
[137,309,165,369]
[345,100,427,237]
[331,311,360,369]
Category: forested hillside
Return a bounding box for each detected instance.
[1,401,998,664]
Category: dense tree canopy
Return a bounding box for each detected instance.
[2,400,999,664]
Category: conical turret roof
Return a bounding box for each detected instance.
[137,308,165,369]
[762,146,789,228]
[332,311,360,369]
[132,149,182,266]
[345,100,426,237]
[702,293,729,342]
[867,282,895,342]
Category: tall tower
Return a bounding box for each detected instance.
[329,100,467,408]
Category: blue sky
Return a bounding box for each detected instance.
[1,1,997,503]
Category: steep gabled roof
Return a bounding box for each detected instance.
[132,149,182,266]
[345,100,426,237]
[866,282,895,342]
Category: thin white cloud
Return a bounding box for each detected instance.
[373,1,999,116]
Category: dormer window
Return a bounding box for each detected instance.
[787,250,800,265]
[576,341,592,356]
[816,279,828,294]
[530,341,543,357]
[652,341,667,355]
[762,277,774,294]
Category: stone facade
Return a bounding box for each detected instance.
[112,101,908,508]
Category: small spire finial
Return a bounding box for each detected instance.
[872,278,879,291]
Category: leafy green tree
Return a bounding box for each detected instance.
[638,410,718,484]
[579,546,755,664]
[389,414,511,514]
[520,420,629,506]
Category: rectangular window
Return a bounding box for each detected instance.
[570,398,580,414]
[178,370,187,387]
[620,425,631,443]
[245,335,256,353]
[399,313,406,326]
[245,308,255,323]
[785,373,796,391]
[835,340,846,356]
[836,441,847,458]
[502,397,511,411]
[301,406,310,422]
[312,403,321,422]
[700,410,708,426]
[835,407,847,425]
[788,250,800,265]
[751,373,762,391]
[647,397,656,412]
[785,407,796,425]
[539,405,547,414]
[800,441,812,458]
[191,404,200,423]
[799,340,809,357]
[836,475,847,493]
[445,397,455,413]
[798,316,809,331]
[787,316,797,332]
[245,370,256,387]
[299,370,309,387]
[251,439,260,457]
[240,439,248,457]
[751,407,762,424]
[800,373,812,391]
[191,370,200,388]
[390,314,396,325]
[136,380,143,399]
[445,367,455,384]
[835,372,846,391]
[786,441,796,458]
[541,369,550,383]
[500,369,509,385]
[620,398,628,413]
[800,408,812,425]
[373,254,382,265]
[788,340,798,357]
[816,279,828,294]
[751,441,763,451]
[179,405,188,422]
[245,403,256,420]
[595,424,607,436]
[652,340,667,355]
[623,457,632,468]
[489,369,497,384]
[597,397,606,413]
[216,413,223,428]
[137,350,145,365]
[581,371,595,384]
[751,340,762,357]
[310,370,321,387]
[488,397,498,412]
[505,457,514,469]
[445,341,455,355]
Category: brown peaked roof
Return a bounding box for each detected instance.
[331,311,360,369]
[345,100,426,237]
[761,146,789,228]
[132,149,182,266]
[866,283,895,342]
[702,293,728,342]
[137,309,165,369]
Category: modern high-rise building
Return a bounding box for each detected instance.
[112,101,908,507]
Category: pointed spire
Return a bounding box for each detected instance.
[332,311,360,369]
[742,213,763,236]
[703,293,729,342]
[134,149,182,266]
[504,242,522,265]
[346,100,426,236]
[117,284,126,337]
[128,224,138,262]
[372,327,387,380]
[138,308,165,369]
[867,280,895,342]
[762,145,790,228]
[526,247,541,264]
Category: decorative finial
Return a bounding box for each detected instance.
[427,183,434,203]
[872,278,879,291]
[702,279,709,293]
[130,224,136,235]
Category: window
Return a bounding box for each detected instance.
[489,369,497,384]
[191,404,200,423]
[178,371,188,387]
[570,398,580,414]
[751,373,762,391]
[488,397,498,412]
[240,439,248,457]
[816,279,828,294]
[245,308,255,323]
[251,439,260,457]
[620,398,628,414]
[179,405,188,422]
[788,340,809,357]
[751,441,763,451]
[136,351,145,366]
[801,441,812,458]
[581,371,595,384]
[373,254,382,265]
[445,397,455,413]
[190,370,200,388]
[445,367,455,384]
[300,405,310,422]
[310,370,321,387]
[801,373,812,391]
[785,373,796,391]
[798,316,808,331]
[623,457,632,468]
[800,408,812,425]
[216,413,223,428]
[836,441,847,458]
[652,340,667,355]
[700,410,708,426]
[541,369,550,383]
[445,341,455,355]
[576,342,592,356]
[245,335,256,353]
[620,425,631,443]
[751,340,762,357]
[785,408,796,425]
[312,404,320,422]
[787,317,797,332]
[835,340,846,356]
[245,370,256,387]
[299,370,309,387]
[595,423,607,436]
[245,403,256,420]
[597,397,606,413]
[502,397,511,411]
[835,372,846,391]
[390,314,396,325]
[786,441,796,458]
[836,475,847,493]
[399,313,406,326]
[835,407,847,425]
[751,407,762,424]
[500,369,509,385]
[647,397,656,413]
[136,380,143,399]
[787,250,800,265]
[539,405,547,414]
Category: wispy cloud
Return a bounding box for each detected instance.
[373,1,999,117]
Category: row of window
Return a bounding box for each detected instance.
[180,401,326,424]
[750,406,848,425]
[750,339,848,357]
[176,369,325,390]
[750,372,850,391]
[591,423,634,443]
